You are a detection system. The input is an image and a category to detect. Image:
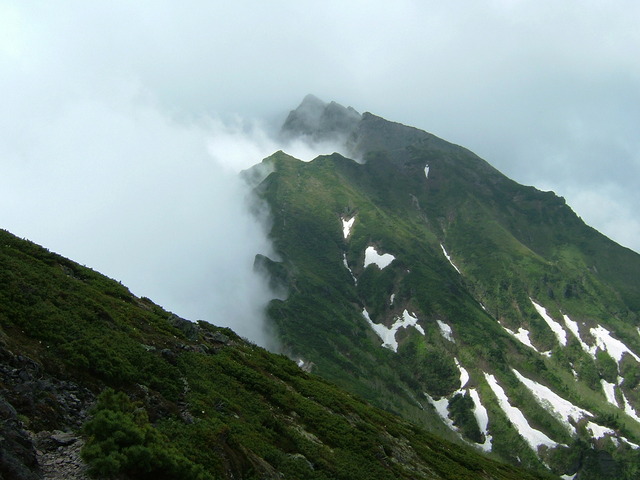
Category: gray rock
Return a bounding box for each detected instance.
[0,395,40,480]
[50,432,77,446]
[209,331,230,344]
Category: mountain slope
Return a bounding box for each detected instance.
[0,228,548,480]
[253,97,640,479]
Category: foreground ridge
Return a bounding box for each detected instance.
[0,228,546,479]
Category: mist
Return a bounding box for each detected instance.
[2,1,639,347]
[0,38,344,349]
[1,82,281,348]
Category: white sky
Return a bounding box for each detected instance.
[1,1,639,342]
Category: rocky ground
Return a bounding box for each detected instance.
[1,339,94,480]
[33,431,90,480]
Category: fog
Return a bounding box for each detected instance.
[1,1,639,346]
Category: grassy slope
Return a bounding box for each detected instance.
[0,228,549,480]
[256,145,640,479]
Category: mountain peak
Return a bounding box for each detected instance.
[280,95,361,143]
[281,97,470,168]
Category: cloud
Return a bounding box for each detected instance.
[1,0,639,351]
[0,3,352,347]
[568,187,640,254]
[0,37,284,347]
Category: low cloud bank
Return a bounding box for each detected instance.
[0,76,340,350]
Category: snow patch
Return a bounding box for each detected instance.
[503,325,535,350]
[454,358,470,390]
[341,216,355,239]
[364,246,395,269]
[513,369,592,435]
[586,421,615,439]
[363,308,423,352]
[563,314,591,353]
[601,379,618,407]
[424,164,430,179]
[413,321,426,336]
[437,320,454,343]
[502,324,552,357]
[469,388,493,452]
[389,293,395,305]
[343,253,357,284]
[590,325,640,364]
[530,299,567,346]
[564,318,640,365]
[560,474,576,480]
[424,393,456,430]
[440,244,461,274]
[622,392,640,423]
[484,373,559,451]
[585,424,638,449]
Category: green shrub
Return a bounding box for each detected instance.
[82,389,212,480]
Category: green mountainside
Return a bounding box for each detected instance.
[0,228,548,479]
[253,97,640,479]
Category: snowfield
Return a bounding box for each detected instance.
[601,379,619,407]
[363,246,395,269]
[440,244,461,274]
[622,393,640,423]
[362,308,423,352]
[503,325,535,350]
[424,393,456,430]
[454,358,469,390]
[589,325,640,364]
[586,421,614,439]
[469,388,493,452]
[562,314,590,352]
[530,299,567,346]
[484,373,559,451]
[562,313,640,366]
[437,320,454,343]
[343,253,357,284]
[502,325,551,357]
[513,369,591,435]
[341,216,355,239]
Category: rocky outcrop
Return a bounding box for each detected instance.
[0,342,94,479]
[0,394,39,480]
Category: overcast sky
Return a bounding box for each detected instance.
[1,1,639,344]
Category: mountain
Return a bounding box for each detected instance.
[0,228,549,479]
[251,96,640,479]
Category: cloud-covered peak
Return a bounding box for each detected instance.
[280,95,361,144]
